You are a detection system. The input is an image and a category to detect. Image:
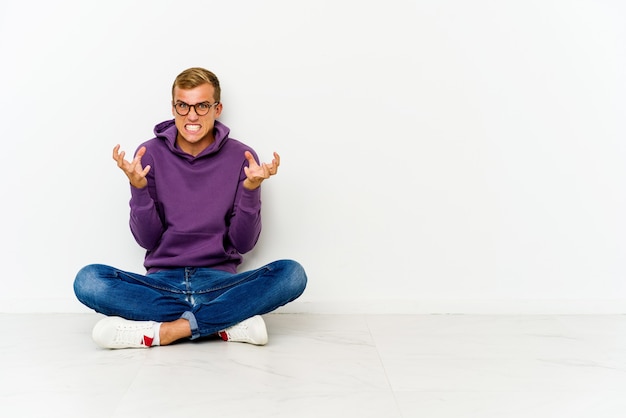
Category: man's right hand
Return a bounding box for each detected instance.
[112,144,151,189]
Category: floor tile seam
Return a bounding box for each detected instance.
[364,315,405,417]
[107,356,152,415]
[119,389,406,395]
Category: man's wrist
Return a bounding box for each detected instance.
[243,178,261,190]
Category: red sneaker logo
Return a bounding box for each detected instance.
[142,335,154,347]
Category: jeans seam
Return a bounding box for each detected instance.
[118,270,186,294]
[194,267,270,294]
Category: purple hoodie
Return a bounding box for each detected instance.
[129,119,262,273]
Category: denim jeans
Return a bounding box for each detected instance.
[73,259,307,340]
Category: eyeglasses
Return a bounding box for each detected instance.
[173,101,220,116]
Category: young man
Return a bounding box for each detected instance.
[74,67,307,349]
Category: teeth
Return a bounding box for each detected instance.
[186,125,200,132]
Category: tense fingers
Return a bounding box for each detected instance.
[242,150,281,190]
[112,144,123,163]
[112,144,150,188]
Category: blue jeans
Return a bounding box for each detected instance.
[73,259,307,340]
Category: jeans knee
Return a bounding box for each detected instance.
[281,259,308,296]
[73,264,107,303]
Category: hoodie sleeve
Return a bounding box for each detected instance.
[129,185,165,250]
[128,147,165,250]
[228,176,262,254]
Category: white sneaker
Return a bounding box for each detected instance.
[218,315,268,345]
[92,316,156,349]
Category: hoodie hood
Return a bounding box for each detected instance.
[153,119,232,160]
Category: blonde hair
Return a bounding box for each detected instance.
[172,67,221,102]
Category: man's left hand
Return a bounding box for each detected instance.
[243,151,280,190]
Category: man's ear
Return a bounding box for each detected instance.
[214,102,223,117]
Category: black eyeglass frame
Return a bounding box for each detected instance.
[172,100,220,116]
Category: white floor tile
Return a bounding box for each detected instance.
[1,313,626,417]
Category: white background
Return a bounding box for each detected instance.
[1,0,625,314]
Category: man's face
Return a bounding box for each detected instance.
[172,83,222,152]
